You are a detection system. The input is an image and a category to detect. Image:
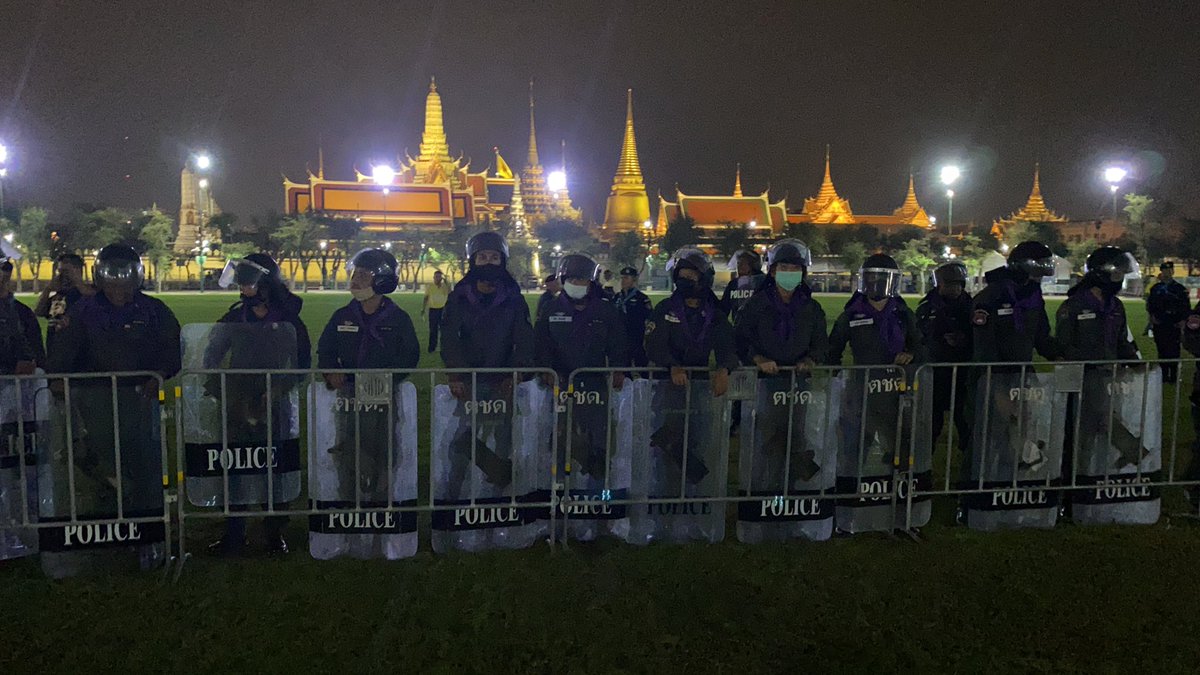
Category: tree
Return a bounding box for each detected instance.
[1002,220,1066,257]
[661,215,699,255]
[12,207,51,292]
[840,241,868,288]
[206,213,240,242]
[956,234,990,279]
[272,214,325,290]
[609,231,646,270]
[79,207,138,250]
[1066,237,1099,277]
[1123,193,1157,264]
[715,221,750,259]
[783,222,829,256]
[969,223,1001,251]
[139,210,176,293]
[1177,217,1200,275]
[894,238,938,295]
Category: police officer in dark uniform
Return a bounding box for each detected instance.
[613,266,653,368]
[719,249,766,319]
[916,261,973,456]
[534,253,627,478]
[1147,261,1190,383]
[827,254,921,368]
[535,274,561,323]
[35,253,95,355]
[440,231,534,489]
[205,253,311,555]
[46,245,181,545]
[318,247,420,508]
[971,241,1061,365]
[0,255,42,373]
[735,239,828,482]
[645,248,738,483]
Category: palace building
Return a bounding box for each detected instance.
[599,89,651,240]
[283,78,575,236]
[991,164,1068,238]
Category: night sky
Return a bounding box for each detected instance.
[2,0,1199,226]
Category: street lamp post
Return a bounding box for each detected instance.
[940,165,961,236]
[194,238,211,292]
[1104,166,1127,222]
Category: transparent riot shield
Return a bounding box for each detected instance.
[626,377,730,545]
[1071,365,1162,525]
[0,373,48,560]
[955,366,1066,531]
[737,371,837,543]
[431,375,554,554]
[557,373,634,543]
[180,323,301,508]
[833,367,928,534]
[307,378,418,560]
[38,374,166,578]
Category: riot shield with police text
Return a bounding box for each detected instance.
[1070,365,1162,525]
[557,373,634,543]
[737,371,837,543]
[833,367,928,534]
[958,367,1066,531]
[37,374,166,578]
[0,373,47,560]
[307,378,418,560]
[431,376,553,553]
[626,377,730,545]
[180,323,301,508]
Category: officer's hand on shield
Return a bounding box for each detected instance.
[797,357,815,373]
[670,366,689,387]
[894,351,914,366]
[539,373,554,389]
[14,360,34,376]
[498,376,514,400]
[753,356,779,375]
[449,380,468,400]
[324,372,346,391]
[711,368,729,396]
[612,371,625,391]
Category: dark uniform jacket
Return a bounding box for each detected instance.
[535,290,558,323]
[209,293,312,370]
[915,289,974,364]
[440,273,534,372]
[48,291,181,379]
[0,296,40,374]
[645,291,739,373]
[719,274,765,319]
[613,287,653,359]
[735,281,828,368]
[1147,279,1190,326]
[534,293,628,380]
[317,296,420,375]
[1056,284,1140,363]
[1180,303,1200,399]
[971,267,1060,363]
[826,292,922,366]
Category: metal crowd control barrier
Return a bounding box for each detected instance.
[0,371,173,578]
[172,367,559,569]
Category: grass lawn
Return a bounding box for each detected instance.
[4,289,1200,672]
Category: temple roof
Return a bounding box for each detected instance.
[662,187,787,233]
[613,89,644,187]
[996,164,1067,225]
[801,147,855,223]
[891,174,931,227]
[526,80,541,169]
[733,163,743,198]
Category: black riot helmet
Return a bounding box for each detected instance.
[666,247,715,290]
[93,244,144,293]
[1084,245,1139,293]
[556,253,600,284]
[1007,241,1055,282]
[0,255,12,275]
[766,238,812,270]
[465,231,509,268]
[859,253,901,300]
[219,254,278,291]
[347,247,399,294]
[726,249,763,275]
[932,261,969,288]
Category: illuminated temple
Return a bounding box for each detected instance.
[283,78,575,235]
[991,164,1068,237]
[656,148,932,236]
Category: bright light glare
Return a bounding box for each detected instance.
[547,170,567,192]
[1104,166,1127,184]
[198,178,209,189]
[372,165,396,185]
[642,220,653,230]
[195,154,212,170]
[748,220,757,229]
[946,189,955,199]
[940,165,961,185]
[0,144,7,163]
[929,215,937,224]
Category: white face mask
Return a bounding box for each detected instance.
[563,282,589,300]
[350,288,375,302]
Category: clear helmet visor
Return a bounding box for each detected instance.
[1013,256,1055,280]
[219,258,270,290]
[94,259,143,291]
[1086,252,1140,287]
[859,267,902,298]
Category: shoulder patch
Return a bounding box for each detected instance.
[664,314,681,323]
[644,320,656,335]
[972,309,989,326]
[1188,315,1200,331]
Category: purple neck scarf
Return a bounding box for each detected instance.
[768,284,812,343]
[1002,280,1045,333]
[666,291,716,346]
[351,296,400,365]
[1078,288,1122,350]
[847,293,906,359]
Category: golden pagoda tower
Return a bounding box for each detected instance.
[992,163,1068,236]
[892,173,932,227]
[403,77,464,186]
[733,163,743,197]
[801,146,855,224]
[509,173,528,239]
[602,88,651,238]
[521,80,550,217]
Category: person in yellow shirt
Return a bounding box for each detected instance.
[421,269,450,352]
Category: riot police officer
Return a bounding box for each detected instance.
[916,261,973,456]
[613,266,653,368]
[1146,261,1189,383]
[205,253,311,555]
[719,248,766,319]
[317,248,420,507]
[0,255,42,374]
[736,239,827,375]
[827,254,921,367]
[971,241,1061,364]
[534,253,627,478]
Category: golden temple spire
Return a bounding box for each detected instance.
[527,79,541,168]
[733,163,743,197]
[614,88,644,184]
[317,142,325,180]
[418,76,450,164]
[900,173,919,211]
[1024,162,1046,211]
[816,145,841,203]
